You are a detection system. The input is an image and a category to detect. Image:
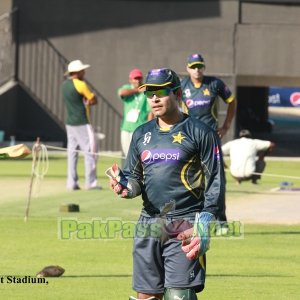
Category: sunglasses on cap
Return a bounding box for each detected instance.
[189,64,205,70]
[144,86,180,98]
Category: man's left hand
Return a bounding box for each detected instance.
[177,228,201,260]
[177,212,214,260]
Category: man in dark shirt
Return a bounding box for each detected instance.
[181,54,236,226]
[107,68,225,300]
[181,53,236,139]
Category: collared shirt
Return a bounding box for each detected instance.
[62,78,94,125]
[181,76,234,130]
[123,115,225,218]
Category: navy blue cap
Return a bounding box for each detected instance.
[187,53,205,68]
[139,68,181,89]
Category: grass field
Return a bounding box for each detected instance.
[0,153,300,299]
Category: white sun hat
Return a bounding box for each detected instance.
[67,60,90,73]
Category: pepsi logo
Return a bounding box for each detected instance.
[186,99,210,107]
[140,149,181,165]
[186,99,194,107]
[141,150,152,164]
[290,93,300,106]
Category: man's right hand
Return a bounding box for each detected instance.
[105,164,131,198]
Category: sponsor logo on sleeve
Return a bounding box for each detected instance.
[214,145,220,161]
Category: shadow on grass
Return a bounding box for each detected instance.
[208,274,293,278]
[0,156,66,161]
[0,274,132,278]
[245,231,300,235]
[62,274,132,278]
[227,190,276,195]
[63,273,294,279]
[0,174,66,178]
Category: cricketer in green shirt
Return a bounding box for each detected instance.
[118,83,151,132]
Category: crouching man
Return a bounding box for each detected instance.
[222,129,275,185]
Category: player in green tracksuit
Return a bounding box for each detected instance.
[107,68,225,300]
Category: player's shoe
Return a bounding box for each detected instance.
[67,185,80,191]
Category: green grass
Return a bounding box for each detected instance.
[0,154,300,299]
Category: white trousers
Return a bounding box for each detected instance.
[121,130,133,157]
[66,124,98,189]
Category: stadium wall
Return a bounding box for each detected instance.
[1,0,299,152]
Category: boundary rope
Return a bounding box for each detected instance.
[44,144,126,160]
[44,144,300,180]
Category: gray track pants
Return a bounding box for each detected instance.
[66,124,98,189]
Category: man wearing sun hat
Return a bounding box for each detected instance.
[118,68,152,157]
[107,68,225,300]
[62,60,101,190]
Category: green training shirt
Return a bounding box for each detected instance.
[118,83,151,132]
[62,78,94,125]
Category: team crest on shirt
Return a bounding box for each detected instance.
[143,132,152,145]
[172,132,186,144]
[203,88,210,96]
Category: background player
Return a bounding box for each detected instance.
[222,129,275,184]
[62,60,100,190]
[181,54,236,227]
[118,68,152,157]
[107,68,225,300]
[181,53,236,139]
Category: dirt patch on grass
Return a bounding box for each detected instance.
[226,190,300,224]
